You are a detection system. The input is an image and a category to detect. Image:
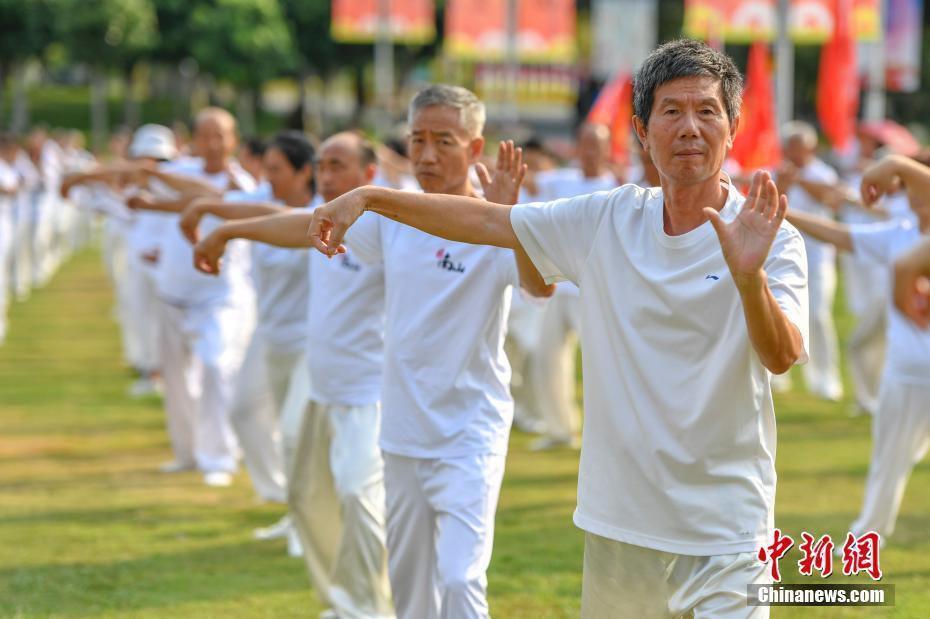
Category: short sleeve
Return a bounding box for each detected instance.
[344,211,383,265]
[850,220,909,266]
[510,189,615,285]
[765,224,810,364]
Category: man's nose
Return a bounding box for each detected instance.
[678,110,700,138]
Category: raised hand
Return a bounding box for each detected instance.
[476,140,526,205]
[179,199,207,244]
[307,187,368,256]
[192,229,228,275]
[704,170,787,286]
[893,240,930,329]
[860,155,904,206]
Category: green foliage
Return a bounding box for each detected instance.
[0,0,54,64]
[52,0,159,69]
[187,0,296,88]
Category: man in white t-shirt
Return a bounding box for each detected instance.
[192,132,395,618]
[308,42,809,618]
[127,108,257,488]
[309,87,554,618]
[0,134,20,345]
[775,122,843,401]
[787,154,930,543]
[528,123,620,450]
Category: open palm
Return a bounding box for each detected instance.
[704,170,786,282]
[477,140,526,206]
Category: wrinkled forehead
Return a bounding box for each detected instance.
[652,75,726,109]
[409,105,469,137]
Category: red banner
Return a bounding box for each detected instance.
[729,43,780,171]
[445,0,576,63]
[331,0,435,44]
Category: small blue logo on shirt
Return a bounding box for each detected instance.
[705,274,720,281]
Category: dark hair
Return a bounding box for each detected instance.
[243,136,268,157]
[633,39,742,128]
[269,130,315,171]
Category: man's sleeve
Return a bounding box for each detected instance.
[766,224,811,364]
[510,189,614,285]
[343,211,383,265]
[850,220,904,266]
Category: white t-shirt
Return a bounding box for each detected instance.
[787,158,839,267]
[511,182,810,556]
[305,211,385,407]
[346,214,519,458]
[244,193,310,354]
[533,168,618,298]
[153,159,256,307]
[851,220,930,386]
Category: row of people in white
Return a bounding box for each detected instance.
[786,153,930,546]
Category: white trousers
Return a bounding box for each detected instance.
[581,533,770,618]
[532,294,581,440]
[851,379,930,539]
[31,190,57,288]
[123,258,161,372]
[158,299,253,472]
[505,299,545,433]
[289,400,394,619]
[0,208,13,343]
[12,193,35,301]
[844,286,887,415]
[802,257,843,400]
[230,333,302,503]
[383,451,506,619]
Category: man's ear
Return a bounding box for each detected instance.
[727,115,741,150]
[364,163,377,184]
[469,136,485,164]
[632,116,648,152]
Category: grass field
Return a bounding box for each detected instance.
[0,247,928,618]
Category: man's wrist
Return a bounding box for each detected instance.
[733,269,767,294]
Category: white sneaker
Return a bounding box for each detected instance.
[159,460,195,473]
[287,528,304,557]
[128,377,161,398]
[203,471,233,487]
[253,515,292,541]
[529,436,581,451]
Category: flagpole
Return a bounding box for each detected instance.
[775,0,794,128]
[374,0,394,134]
[863,0,887,121]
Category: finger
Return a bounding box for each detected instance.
[475,162,492,190]
[703,207,726,238]
[496,141,507,171]
[762,178,778,220]
[516,163,527,191]
[513,146,523,177]
[746,171,763,211]
[773,193,788,226]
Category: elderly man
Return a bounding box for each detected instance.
[308,41,809,617]
[775,121,843,402]
[128,107,257,487]
[192,131,394,618]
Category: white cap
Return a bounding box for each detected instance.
[128,124,177,160]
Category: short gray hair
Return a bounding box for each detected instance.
[408,84,486,138]
[781,120,818,149]
[633,39,742,129]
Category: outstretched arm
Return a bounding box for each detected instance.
[142,166,224,198]
[193,210,314,275]
[785,209,854,252]
[705,170,805,374]
[861,154,930,206]
[179,198,286,243]
[894,237,930,329]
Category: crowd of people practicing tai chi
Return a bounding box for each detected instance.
[3,39,928,618]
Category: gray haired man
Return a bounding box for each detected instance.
[308,41,809,617]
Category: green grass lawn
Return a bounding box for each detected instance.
[0,247,928,618]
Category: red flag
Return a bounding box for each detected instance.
[587,73,633,165]
[817,0,859,150]
[730,42,780,170]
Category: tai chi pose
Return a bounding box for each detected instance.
[787,154,930,543]
[308,43,808,618]
[193,132,395,618]
[307,86,552,619]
